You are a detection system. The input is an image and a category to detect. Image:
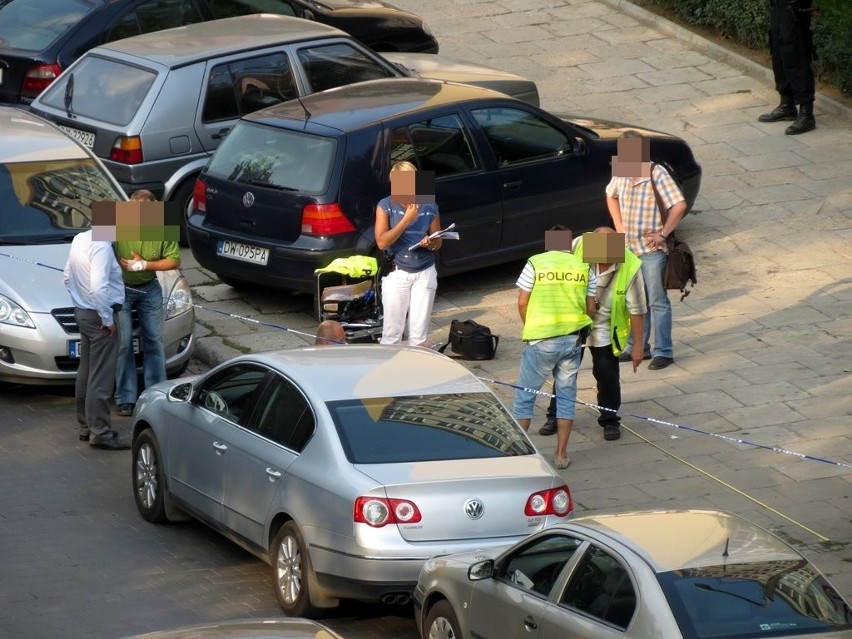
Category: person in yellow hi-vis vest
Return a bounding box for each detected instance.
[512,227,595,470]
[538,228,648,440]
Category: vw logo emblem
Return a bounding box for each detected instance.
[464,499,484,520]
[242,191,255,208]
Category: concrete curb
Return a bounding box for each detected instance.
[598,0,852,118]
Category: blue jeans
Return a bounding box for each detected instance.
[630,250,673,358]
[512,334,583,421]
[115,278,166,405]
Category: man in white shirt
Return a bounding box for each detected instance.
[64,228,127,449]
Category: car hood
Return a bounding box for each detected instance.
[355,455,566,542]
[0,244,71,312]
[383,52,535,99]
[556,114,676,140]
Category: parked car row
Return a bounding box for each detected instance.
[28,14,537,244]
[0,0,437,105]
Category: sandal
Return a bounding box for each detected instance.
[554,456,570,470]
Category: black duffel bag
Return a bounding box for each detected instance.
[438,319,499,360]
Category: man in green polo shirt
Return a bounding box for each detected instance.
[113,191,181,416]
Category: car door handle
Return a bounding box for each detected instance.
[502,180,522,190]
[523,616,538,630]
[212,441,228,454]
[211,127,230,140]
[265,468,282,481]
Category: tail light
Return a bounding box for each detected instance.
[525,485,572,517]
[301,203,356,235]
[109,136,143,164]
[354,497,422,527]
[22,63,61,97]
[193,178,207,214]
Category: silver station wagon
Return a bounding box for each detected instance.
[130,345,572,616]
[29,14,538,242]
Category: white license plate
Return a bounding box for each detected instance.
[69,337,139,359]
[58,124,95,149]
[217,239,269,265]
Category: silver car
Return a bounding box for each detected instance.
[29,14,538,241]
[120,618,343,639]
[130,345,572,617]
[0,107,194,385]
[415,509,852,639]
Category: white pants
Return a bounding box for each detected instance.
[380,265,438,346]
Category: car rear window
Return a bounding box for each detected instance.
[38,56,157,126]
[327,392,536,464]
[0,0,94,53]
[205,122,336,195]
[0,159,123,243]
[659,560,852,639]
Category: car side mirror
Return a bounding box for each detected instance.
[168,382,193,403]
[303,9,315,20]
[574,136,587,156]
[468,559,495,581]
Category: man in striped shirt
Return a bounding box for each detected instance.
[605,130,686,370]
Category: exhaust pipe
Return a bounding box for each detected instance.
[380,592,411,605]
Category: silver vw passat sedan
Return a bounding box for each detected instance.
[415,509,852,639]
[0,107,194,385]
[130,345,572,617]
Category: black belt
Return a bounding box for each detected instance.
[111,303,123,312]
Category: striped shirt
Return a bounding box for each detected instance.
[605,164,684,256]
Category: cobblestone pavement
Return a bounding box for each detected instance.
[2,0,851,637]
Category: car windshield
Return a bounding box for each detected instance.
[0,0,94,52]
[38,56,157,126]
[327,392,535,463]
[205,122,336,195]
[0,158,122,243]
[659,559,852,639]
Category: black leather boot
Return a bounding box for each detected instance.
[786,102,816,135]
[758,96,797,122]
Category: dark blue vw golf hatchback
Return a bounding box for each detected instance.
[187,78,702,292]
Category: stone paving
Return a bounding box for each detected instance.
[182,0,852,597]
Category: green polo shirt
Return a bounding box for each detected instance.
[114,241,181,286]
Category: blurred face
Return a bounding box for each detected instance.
[391,170,435,205]
[612,135,651,178]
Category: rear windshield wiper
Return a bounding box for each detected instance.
[64,73,74,118]
[245,179,298,192]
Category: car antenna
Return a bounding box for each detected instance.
[722,537,729,558]
[297,96,311,124]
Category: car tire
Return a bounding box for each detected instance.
[425,600,463,639]
[272,521,323,618]
[172,177,196,248]
[132,429,169,523]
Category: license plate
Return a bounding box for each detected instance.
[69,337,140,359]
[217,239,269,265]
[57,124,95,149]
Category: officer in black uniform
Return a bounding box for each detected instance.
[758,0,817,135]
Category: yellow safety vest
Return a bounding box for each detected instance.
[573,237,643,356]
[523,251,592,341]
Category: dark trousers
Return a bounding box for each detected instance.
[75,308,119,439]
[769,2,815,105]
[546,346,621,427]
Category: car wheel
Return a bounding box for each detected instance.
[132,429,169,523]
[172,177,196,248]
[272,521,322,617]
[425,600,463,639]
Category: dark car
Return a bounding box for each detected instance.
[0,0,436,106]
[187,78,702,293]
